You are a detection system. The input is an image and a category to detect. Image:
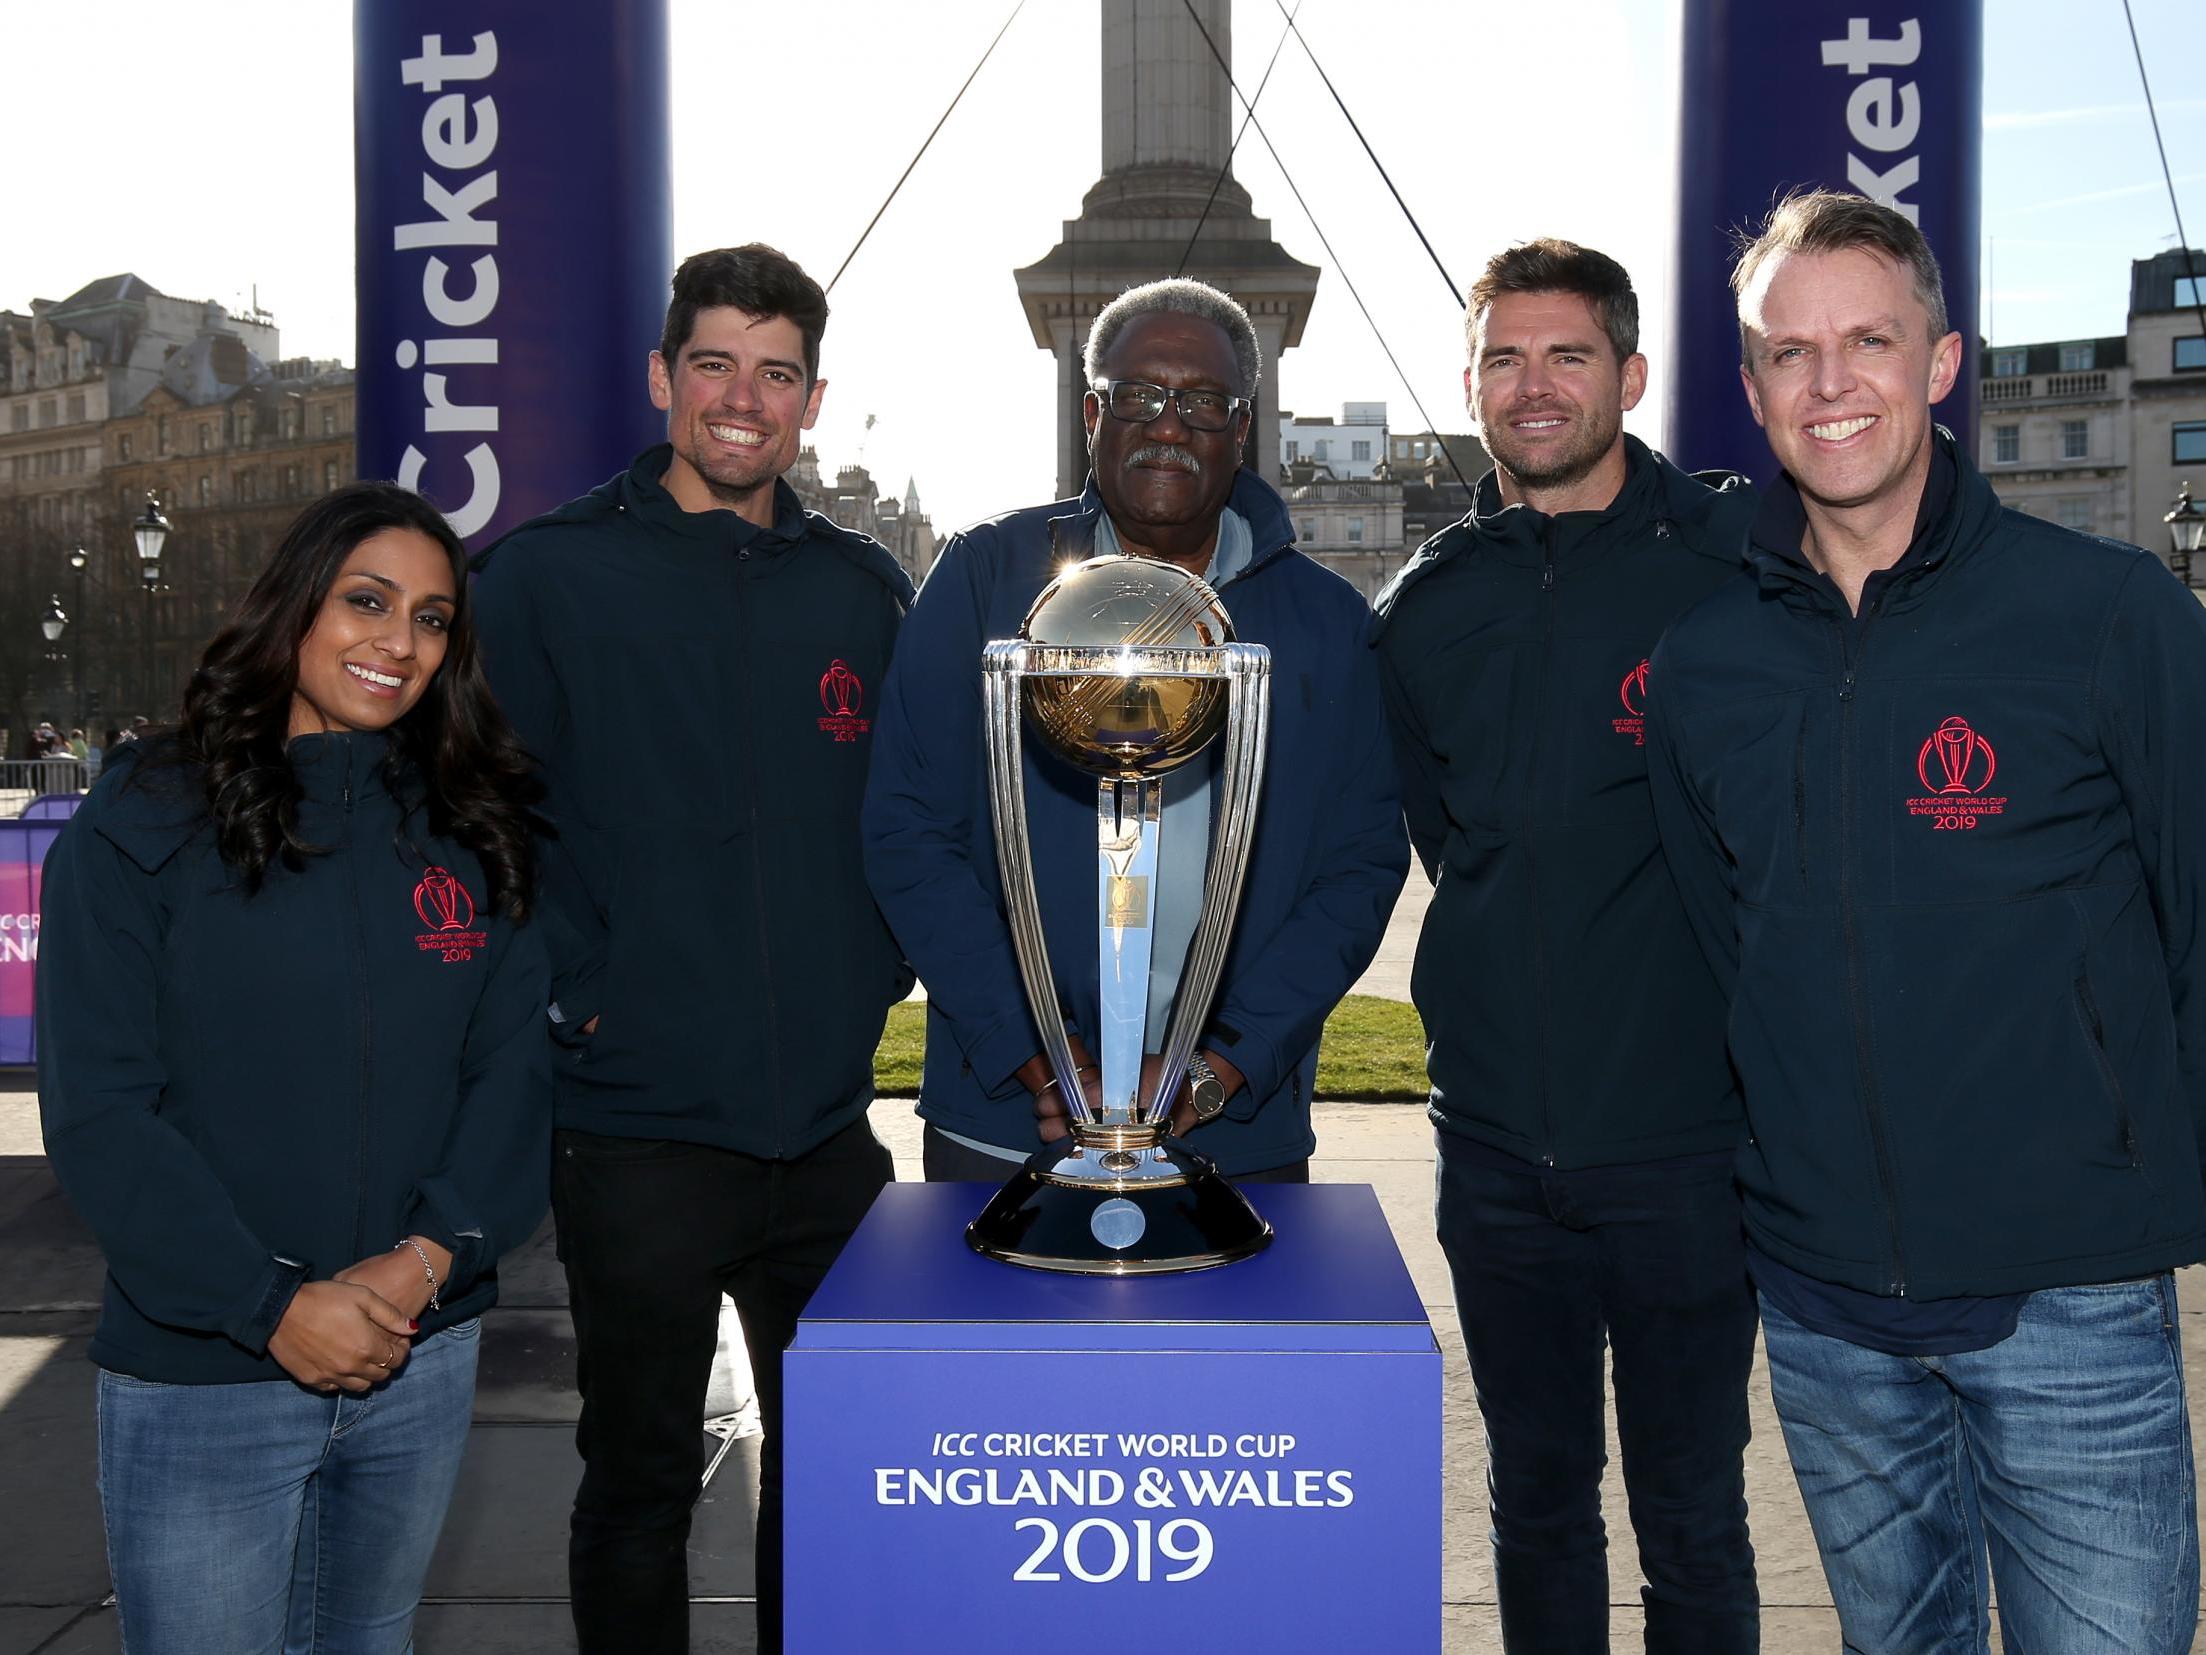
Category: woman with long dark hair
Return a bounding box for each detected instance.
[37,482,551,1652]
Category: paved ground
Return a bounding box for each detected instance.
[6,1040,2205,1650]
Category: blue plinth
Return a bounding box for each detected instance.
[786,1182,1441,1652]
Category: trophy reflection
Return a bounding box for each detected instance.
[967,554,1273,1274]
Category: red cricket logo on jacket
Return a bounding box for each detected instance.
[817,658,872,742]
[412,867,487,962]
[1907,716,2006,831]
[1612,658,1650,746]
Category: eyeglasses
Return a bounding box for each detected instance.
[1092,379,1250,433]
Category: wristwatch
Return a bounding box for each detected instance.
[1185,1054,1227,1126]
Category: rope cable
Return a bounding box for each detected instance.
[1175,2,1305,278]
[825,0,1027,295]
[1269,0,1462,309]
[2119,0,2206,350]
[1176,0,1474,496]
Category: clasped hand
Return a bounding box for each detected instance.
[1020,1036,1240,1143]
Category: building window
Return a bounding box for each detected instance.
[37,397,56,426]
[2058,342,2095,373]
[1412,440,1427,458]
[2178,337,2206,372]
[240,471,257,503]
[118,433,132,460]
[1352,440,1371,463]
[1347,517,1365,544]
[2176,422,2206,465]
[281,408,298,439]
[1990,349,2028,378]
[199,422,212,451]
[1298,519,1315,542]
[1993,424,2020,464]
[321,408,335,436]
[2178,276,2205,309]
[323,460,338,491]
[1314,439,1330,461]
[65,392,84,423]
[2061,419,2088,460]
[156,414,170,453]
[9,405,24,432]
[1283,441,1299,462]
[198,475,211,505]
[2057,497,2095,532]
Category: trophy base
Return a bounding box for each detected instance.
[966,1142,1274,1276]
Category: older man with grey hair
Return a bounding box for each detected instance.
[864,276,1406,1181]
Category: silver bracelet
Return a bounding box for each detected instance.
[397,1237,442,1311]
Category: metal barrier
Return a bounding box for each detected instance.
[0,759,88,799]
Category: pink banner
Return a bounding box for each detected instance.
[1,808,75,1065]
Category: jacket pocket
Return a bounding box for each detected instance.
[2073,975,2145,1172]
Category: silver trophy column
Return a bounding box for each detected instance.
[967,555,1273,1274]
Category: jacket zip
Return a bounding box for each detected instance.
[1519,520,1560,1164]
[2074,976,2143,1167]
[1834,596,1908,1294]
[730,538,789,1146]
[342,749,374,1264]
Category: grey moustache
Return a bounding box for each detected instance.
[1125,445,1200,474]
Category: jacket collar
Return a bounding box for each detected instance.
[610,443,810,553]
[1746,428,1994,613]
[1044,466,1301,572]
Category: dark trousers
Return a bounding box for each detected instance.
[554,1118,893,1655]
[1436,1138,1760,1655]
[920,1120,1310,1183]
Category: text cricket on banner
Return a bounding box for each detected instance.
[353,2,670,548]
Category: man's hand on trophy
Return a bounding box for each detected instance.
[1168,1049,1246,1135]
[1022,1038,1101,1144]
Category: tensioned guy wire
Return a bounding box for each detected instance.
[826,1,1027,295]
[1176,2,1306,278]
[1176,0,1473,495]
[1271,0,1462,310]
[2118,0,2206,348]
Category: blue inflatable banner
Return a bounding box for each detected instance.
[1667,1,1983,476]
[353,2,673,544]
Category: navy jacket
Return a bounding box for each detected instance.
[1372,437,1754,1168]
[471,446,914,1156]
[862,470,1408,1175]
[36,736,551,1383]
[1648,436,2206,1298]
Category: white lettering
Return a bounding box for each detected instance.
[422,255,500,328]
[1823,18,1925,223]
[1846,76,1921,152]
[395,33,500,539]
[393,172,500,251]
[400,32,499,93]
[1847,153,1923,220]
[397,442,501,538]
[423,93,498,171]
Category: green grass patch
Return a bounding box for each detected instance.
[875,993,1427,1101]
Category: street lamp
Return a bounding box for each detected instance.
[40,596,67,644]
[66,545,89,730]
[130,494,171,718]
[2168,483,2206,588]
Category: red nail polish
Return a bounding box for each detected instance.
[409,1319,420,1332]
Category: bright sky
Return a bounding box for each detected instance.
[4,1,2200,538]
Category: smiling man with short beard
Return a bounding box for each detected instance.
[1372,239,1762,1654]
[864,276,1406,1191]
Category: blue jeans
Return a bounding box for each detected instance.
[97,1318,480,1655]
[1435,1141,1760,1654]
[1762,1278,2198,1653]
